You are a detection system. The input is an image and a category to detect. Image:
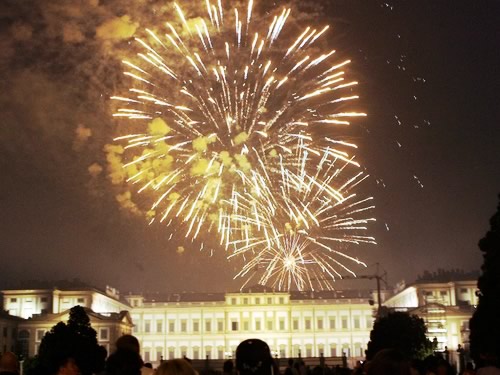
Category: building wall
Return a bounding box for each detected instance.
[0,317,19,353]
[129,293,375,365]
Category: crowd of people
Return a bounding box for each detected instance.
[0,336,498,375]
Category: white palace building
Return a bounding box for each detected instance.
[0,277,478,366]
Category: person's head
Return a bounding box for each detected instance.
[223,359,234,373]
[0,352,19,373]
[365,349,411,375]
[156,359,197,375]
[236,339,275,375]
[106,349,143,375]
[115,335,141,354]
[56,358,80,375]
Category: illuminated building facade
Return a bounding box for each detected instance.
[383,280,477,351]
[126,288,375,364]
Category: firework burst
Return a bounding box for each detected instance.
[109,0,375,290]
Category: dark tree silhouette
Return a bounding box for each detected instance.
[366,311,434,360]
[470,194,500,366]
[33,306,106,375]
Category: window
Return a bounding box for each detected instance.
[255,320,261,331]
[193,321,200,332]
[330,346,337,357]
[205,321,211,332]
[217,347,224,359]
[353,317,360,329]
[193,347,200,360]
[41,297,48,303]
[10,298,17,303]
[317,318,324,330]
[144,320,151,333]
[255,298,260,304]
[156,321,163,333]
[293,318,299,330]
[156,348,163,362]
[168,347,175,359]
[279,297,285,304]
[267,297,273,304]
[169,320,175,333]
[144,349,150,362]
[99,328,109,341]
[231,321,239,331]
[460,288,468,294]
[279,319,285,330]
[243,298,249,304]
[243,320,249,331]
[77,298,85,303]
[217,320,224,332]
[366,316,372,329]
[305,319,311,330]
[440,291,447,296]
[231,298,237,305]
[329,318,336,330]
[133,324,138,333]
[341,317,348,329]
[36,330,45,342]
[267,320,273,330]
[181,320,187,332]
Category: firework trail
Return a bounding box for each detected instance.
[110,0,375,289]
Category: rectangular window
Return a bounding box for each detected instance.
[169,320,175,333]
[99,328,109,341]
[77,298,85,303]
[217,320,224,332]
[41,297,48,303]
[193,321,200,332]
[267,297,273,304]
[36,330,45,341]
[168,348,175,359]
[144,350,150,362]
[255,297,260,304]
[317,318,324,330]
[460,288,467,294]
[293,318,299,330]
[10,298,17,303]
[440,291,447,296]
[181,320,187,332]
[156,349,163,362]
[341,317,348,329]
[353,317,360,329]
[205,321,211,332]
[231,298,237,305]
[267,320,273,330]
[279,319,285,330]
[279,297,285,304]
[330,346,337,357]
[243,298,249,304]
[243,320,249,331]
[193,348,199,360]
[366,317,372,329]
[255,320,261,331]
[330,318,336,330]
[157,321,163,333]
[231,321,239,331]
[144,320,151,333]
[305,319,311,330]
[133,324,138,333]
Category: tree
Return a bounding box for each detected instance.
[366,311,435,360]
[469,195,500,366]
[33,306,106,375]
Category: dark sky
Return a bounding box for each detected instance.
[0,0,499,293]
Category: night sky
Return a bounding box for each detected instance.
[1,0,499,294]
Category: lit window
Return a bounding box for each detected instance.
[279,319,285,330]
[181,320,187,332]
[169,321,175,333]
[267,297,273,304]
[144,321,151,333]
[279,297,285,304]
[231,321,239,331]
[193,321,200,332]
[205,321,211,332]
[353,317,360,329]
[36,330,45,342]
[255,298,260,304]
[231,298,237,305]
[255,320,261,331]
[293,319,299,330]
[341,317,348,329]
[330,318,336,330]
[217,320,224,332]
[243,298,249,304]
[99,328,109,341]
[317,318,324,330]
[305,319,311,330]
[267,320,273,330]
[157,321,163,333]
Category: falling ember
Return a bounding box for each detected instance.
[109,0,375,290]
